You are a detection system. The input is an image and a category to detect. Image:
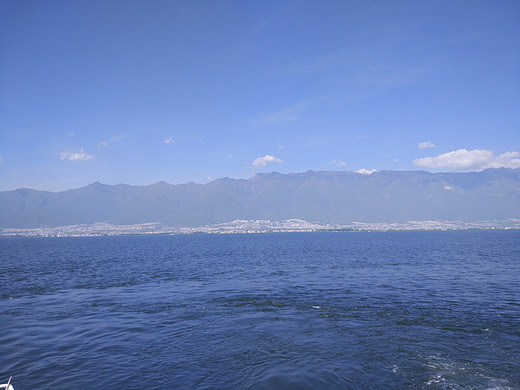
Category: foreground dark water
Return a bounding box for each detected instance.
[1,230,519,389]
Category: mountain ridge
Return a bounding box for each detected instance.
[1,168,519,228]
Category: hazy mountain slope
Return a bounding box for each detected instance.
[1,169,519,228]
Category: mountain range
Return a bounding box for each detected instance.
[1,169,519,228]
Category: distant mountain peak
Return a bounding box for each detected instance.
[150,181,171,188]
[1,169,519,228]
[85,181,106,188]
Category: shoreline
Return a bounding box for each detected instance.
[2,219,519,237]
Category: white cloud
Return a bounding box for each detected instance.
[252,155,283,168]
[331,160,348,168]
[413,149,520,172]
[98,140,109,148]
[418,141,436,149]
[165,136,175,144]
[60,149,93,161]
[355,168,376,175]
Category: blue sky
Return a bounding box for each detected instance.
[1,1,519,191]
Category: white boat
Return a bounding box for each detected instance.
[0,376,13,390]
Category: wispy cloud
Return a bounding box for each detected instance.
[60,149,93,161]
[252,155,283,168]
[165,136,175,145]
[98,134,126,148]
[270,41,437,90]
[355,168,376,175]
[303,135,331,149]
[413,149,520,172]
[353,63,436,87]
[254,105,305,126]
[253,99,323,126]
[331,160,348,168]
[418,141,436,149]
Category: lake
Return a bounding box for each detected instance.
[1,230,519,389]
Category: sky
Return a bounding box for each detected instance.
[1,0,519,192]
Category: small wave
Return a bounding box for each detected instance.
[420,356,515,390]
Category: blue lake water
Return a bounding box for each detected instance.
[1,230,519,389]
